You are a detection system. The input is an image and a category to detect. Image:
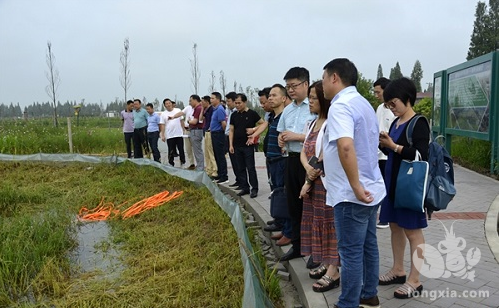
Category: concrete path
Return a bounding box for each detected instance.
[220,152,499,308]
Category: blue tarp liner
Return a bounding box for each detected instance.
[0,153,273,308]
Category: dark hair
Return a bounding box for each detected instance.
[211,92,222,101]
[162,98,171,106]
[383,77,417,106]
[258,87,271,98]
[308,81,330,119]
[126,100,134,105]
[283,67,310,84]
[190,94,201,102]
[373,77,390,89]
[202,95,211,103]
[271,83,288,97]
[236,93,248,102]
[133,99,142,104]
[146,103,154,109]
[323,58,358,87]
[225,91,237,101]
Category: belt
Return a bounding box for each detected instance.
[267,156,285,163]
[190,128,203,130]
[288,152,300,157]
[211,130,224,133]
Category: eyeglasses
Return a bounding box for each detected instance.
[285,80,306,90]
[385,99,400,108]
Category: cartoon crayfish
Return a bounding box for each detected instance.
[413,220,481,281]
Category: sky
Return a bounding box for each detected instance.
[0,0,479,108]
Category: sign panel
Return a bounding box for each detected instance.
[447,61,492,133]
[433,76,442,127]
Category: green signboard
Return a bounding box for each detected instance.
[447,61,492,133]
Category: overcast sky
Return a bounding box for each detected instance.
[0,0,478,108]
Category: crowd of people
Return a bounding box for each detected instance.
[121,58,429,308]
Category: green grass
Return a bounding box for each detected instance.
[0,161,245,307]
[0,117,123,155]
[451,136,492,174]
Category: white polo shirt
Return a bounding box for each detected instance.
[323,86,386,207]
[160,108,183,139]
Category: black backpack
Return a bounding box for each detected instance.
[406,115,456,219]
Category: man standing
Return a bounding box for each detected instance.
[181,103,196,170]
[225,92,240,187]
[373,77,395,229]
[322,58,386,308]
[229,93,263,197]
[277,67,316,261]
[159,98,186,167]
[145,103,161,162]
[121,100,134,158]
[210,92,228,184]
[201,96,218,179]
[132,99,149,158]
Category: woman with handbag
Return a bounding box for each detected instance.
[299,81,340,292]
[378,77,430,299]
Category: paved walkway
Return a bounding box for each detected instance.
[220,152,499,308]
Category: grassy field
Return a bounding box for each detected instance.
[0,161,245,307]
[0,117,124,155]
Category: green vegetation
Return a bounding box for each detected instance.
[0,117,123,155]
[0,161,244,307]
[451,136,492,174]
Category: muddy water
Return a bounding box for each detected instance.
[73,220,123,279]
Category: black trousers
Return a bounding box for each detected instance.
[166,137,185,166]
[234,146,258,192]
[284,154,305,251]
[124,132,133,158]
[147,131,160,162]
[227,136,239,181]
[133,127,149,158]
[211,131,227,180]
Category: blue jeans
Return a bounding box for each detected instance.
[334,202,380,308]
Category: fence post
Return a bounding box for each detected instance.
[67,117,73,153]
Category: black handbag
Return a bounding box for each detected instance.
[270,187,289,219]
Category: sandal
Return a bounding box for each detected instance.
[312,275,340,293]
[379,270,406,285]
[309,264,327,279]
[394,282,423,299]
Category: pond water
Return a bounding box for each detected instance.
[73,220,124,279]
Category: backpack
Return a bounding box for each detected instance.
[406,115,456,219]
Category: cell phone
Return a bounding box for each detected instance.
[308,156,324,172]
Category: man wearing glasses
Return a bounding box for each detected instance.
[277,67,316,261]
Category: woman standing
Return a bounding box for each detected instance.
[299,81,340,292]
[378,77,430,299]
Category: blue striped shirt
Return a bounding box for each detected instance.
[267,113,282,158]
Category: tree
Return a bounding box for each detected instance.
[356,73,378,109]
[233,80,237,92]
[190,43,200,94]
[120,38,131,103]
[376,64,383,79]
[45,41,60,127]
[208,70,216,93]
[389,62,403,80]
[219,70,227,97]
[467,0,499,60]
[410,60,424,92]
[414,97,432,119]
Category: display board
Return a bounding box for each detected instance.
[447,61,492,133]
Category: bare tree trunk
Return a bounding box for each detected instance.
[208,70,216,93]
[233,80,237,92]
[120,38,131,103]
[190,43,200,94]
[219,70,227,97]
[45,41,60,127]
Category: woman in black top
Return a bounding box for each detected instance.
[378,78,430,299]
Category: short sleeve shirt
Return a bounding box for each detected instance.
[323,86,386,207]
[190,104,204,129]
[276,98,316,153]
[133,108,149,129]
[121,110,134,133]
[160,108,183,139]
[210,105,226,132]
[231,109,261,148]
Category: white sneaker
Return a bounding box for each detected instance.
[376,222,389,229]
